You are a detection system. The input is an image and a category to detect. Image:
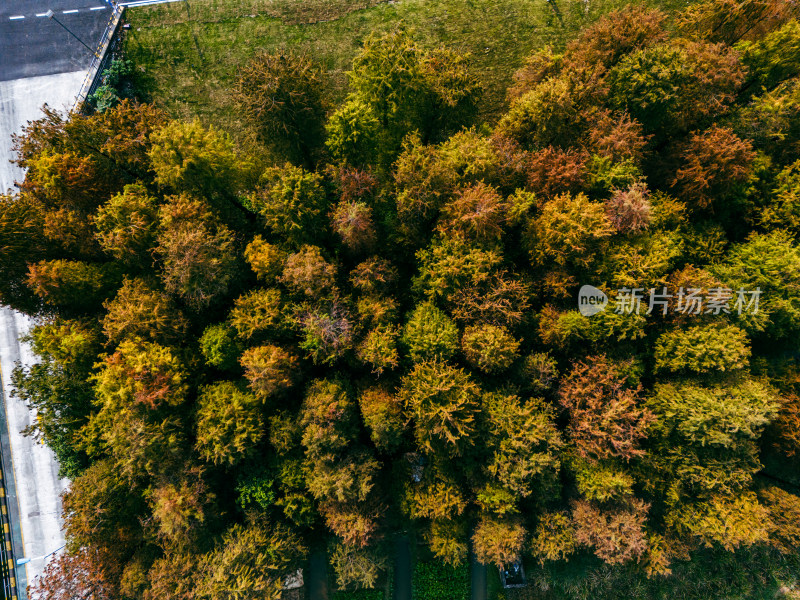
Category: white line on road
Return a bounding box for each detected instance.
[62,9,80,14]
[90,5,108,9]
[9,15,25,20]
[35,12,48,17]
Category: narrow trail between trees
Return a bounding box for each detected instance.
[308,550,329,600]
[394,535,412,600]
[470,553,487,600]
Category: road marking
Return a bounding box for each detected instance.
[9,16,24,20]
[35,13,48,17]
[90,5,108,9]
[62,9,80,14]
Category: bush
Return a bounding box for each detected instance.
[412,557,469,600]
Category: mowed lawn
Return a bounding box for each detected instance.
[123,0,689,142]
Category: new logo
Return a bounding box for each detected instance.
[578,285,607,316]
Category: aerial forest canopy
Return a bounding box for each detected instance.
[3,1,800,598]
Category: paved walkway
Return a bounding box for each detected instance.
[394,536,412,600]
[470,553,487,600]
[307,550,329,600]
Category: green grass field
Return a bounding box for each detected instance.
[123,0,688,144]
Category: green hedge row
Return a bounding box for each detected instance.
[412,559,470,600]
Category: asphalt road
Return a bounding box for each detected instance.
[0,1,114,81]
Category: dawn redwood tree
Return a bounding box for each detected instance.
[102,276,188,344]
[94,183,160,267]
[399,361,481,458]
[571,498,650,565]
[326,27,481,170]
[148,120,240,200]
[235,52,328,168]
[31,547,116,600]
[12,318,99,478]
[669,125,756,210]
[558,356,654,461]
[195,381,264,466]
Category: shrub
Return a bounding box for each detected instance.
[412,558,469,600]
[332,589,384,600]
